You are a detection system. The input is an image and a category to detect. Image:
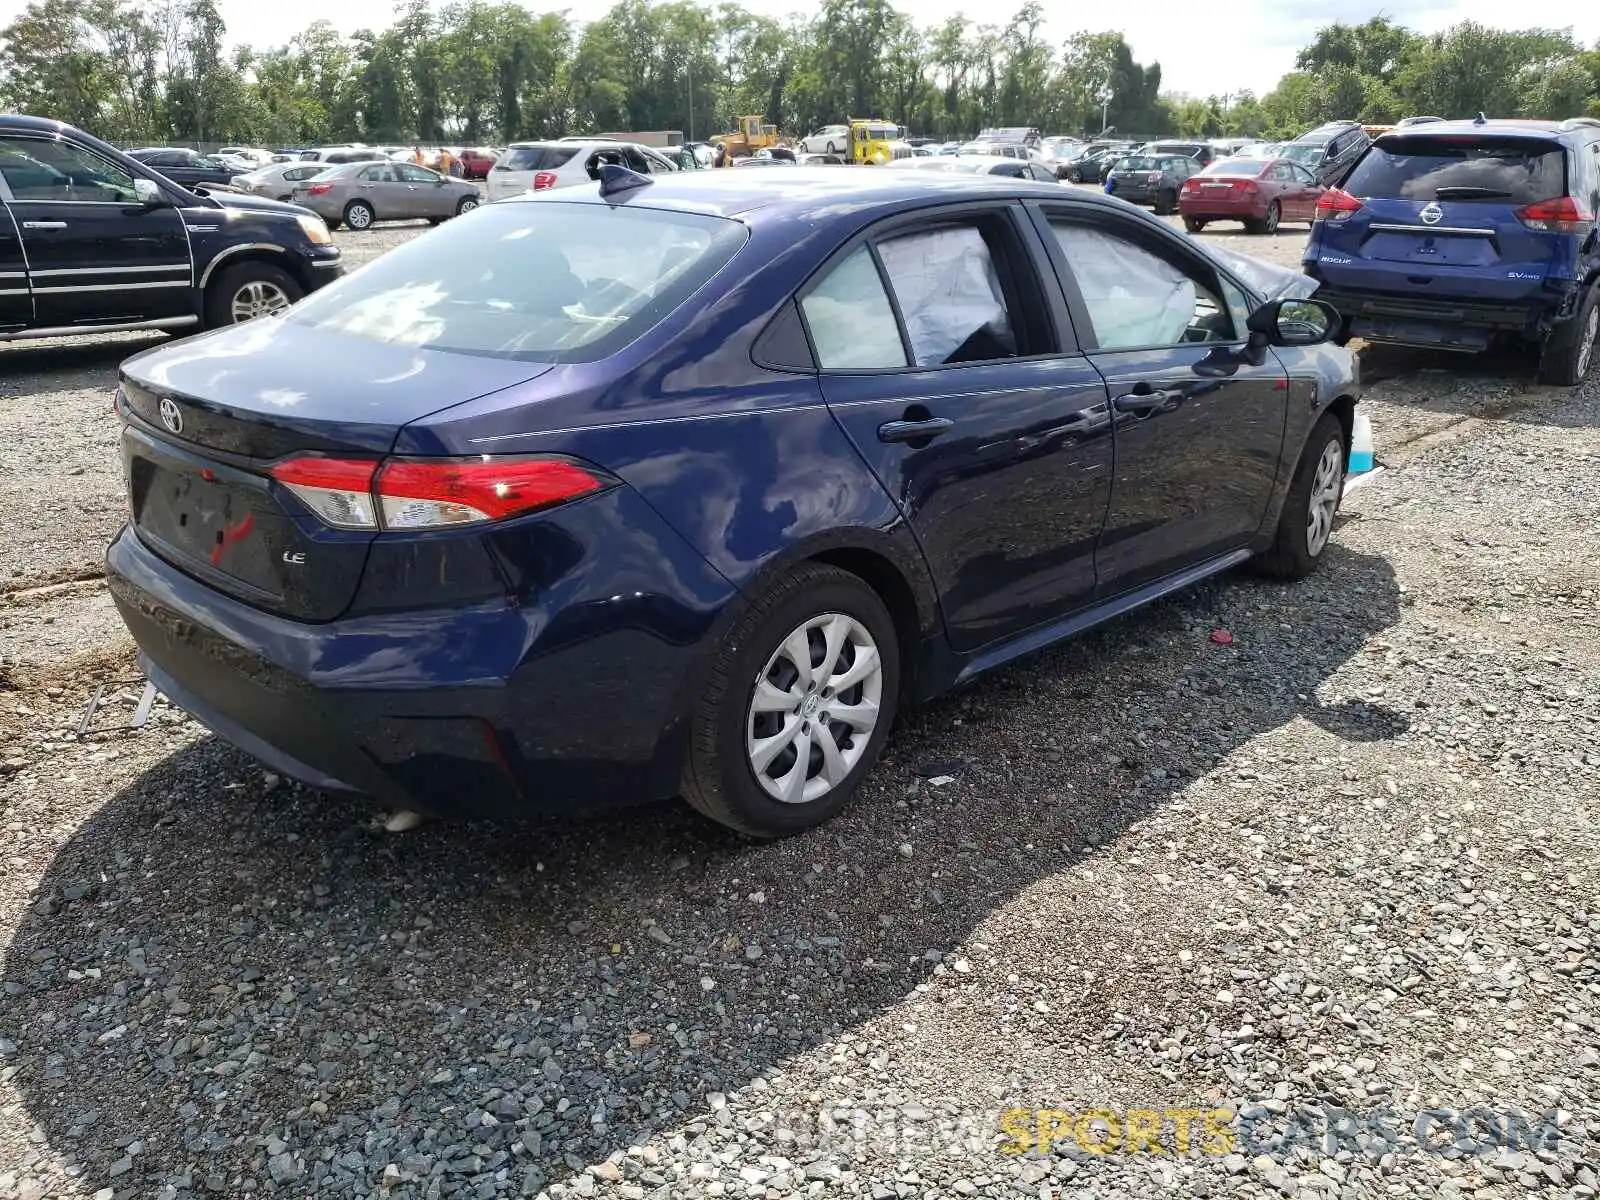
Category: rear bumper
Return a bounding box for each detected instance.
[105,487,737,819]
[1178,195,1266,219]
[1308,275,1581,348]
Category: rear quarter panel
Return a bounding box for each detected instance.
[396,211,942,634]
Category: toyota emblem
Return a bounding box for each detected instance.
[158,397,183,434]
[1419,202,1444,225]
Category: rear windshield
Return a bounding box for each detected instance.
[1345,138,1567,203]
[500,145,578,171]
[1203,158,1268,176]
[1115,156,1161,170]
[283,201,747,363]
[1148,144,1201,156]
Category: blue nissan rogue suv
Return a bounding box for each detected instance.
[1303,116,1600,385]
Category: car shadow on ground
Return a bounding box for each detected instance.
[2,544,1402,1195]
[0,334,168,383]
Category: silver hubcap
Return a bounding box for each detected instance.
[1306,438,1343,556]
[1266,204,1279,232]
[746,613,883,805]
[348,206,371,228]
[230,280,291,323]
[1578,305,1598,378]
[460,198,477,212]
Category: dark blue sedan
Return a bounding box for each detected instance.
[107,166,1360,838]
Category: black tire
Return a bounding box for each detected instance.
[1263,200,1281,234]
[275,193,292,202]
[1537,285,1600,387]
[681,563,901,838]
[1153,189,1177,216]
[1254,413,1347,580]
[343,200,375,231]
[455,195,479,216]
[203,261,303,329]
[1182,216,1206,234]
[826,141,839,156]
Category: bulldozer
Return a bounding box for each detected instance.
[711,115,786,164]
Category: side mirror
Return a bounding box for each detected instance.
[1246,297,1340,347]
[133,177,164,206]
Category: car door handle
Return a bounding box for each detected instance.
[878,416,954,443]
[1113,387,1185,414]
[22,220,67,229]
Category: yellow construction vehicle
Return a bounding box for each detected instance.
[848,119,913,165]
[711,115,783,163]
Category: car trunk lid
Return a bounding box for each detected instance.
[118,320,552,621]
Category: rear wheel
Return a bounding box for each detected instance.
[1154,188,1177,215]
[1537,285,1600,387]
[275,193,292,202]
[1254,413,1347,580]
[1182,216,1206,234]
[681,563,900,838]
[204,261,302,329]
[343,200,375,230]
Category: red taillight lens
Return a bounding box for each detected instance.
[375,458,609,528]
[270,455,611,531]
[532,171,557,191]
[1181,178,1198,191]
[1515,195,1594,234]
[271,457,379,528]
[307,183,333,196]
[1315,188,1363,222]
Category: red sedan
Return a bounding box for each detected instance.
[457,147,500,179]
[1178,157,1325,234]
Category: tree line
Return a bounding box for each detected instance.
[1,0,1598,150]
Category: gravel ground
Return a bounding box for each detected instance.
[2,211,1597,1200]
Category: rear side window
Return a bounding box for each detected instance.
[500,146,578,171]
[1345,138,1567,203]
[876,225,1020,365]
[284,202,746,363]
[800,246,908,370]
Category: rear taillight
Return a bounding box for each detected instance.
[1515,195,1594,234]
[1181,178,1198,191]
[270,455,612,531]
[307,182,333,196]
[1314,188,1363,222]
[532,171,558,191]
[271,457,378,528]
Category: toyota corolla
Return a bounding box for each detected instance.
[108,167,1359,838]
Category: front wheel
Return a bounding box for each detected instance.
[343,200,375,230]
[1537,286,1599,387]
[681,563,900,838]
[1254,413,1347,580]
[1262,200,1281,234]
[204,261,303,329]
[825,141,839,156]
[455,195,479,216]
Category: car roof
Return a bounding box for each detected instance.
[1375,118,1569,141]
[511,164,1132,222]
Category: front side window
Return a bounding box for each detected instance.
[799,245,908,370]
[1051,221,1233,350]
[284,201,746,362]
[396,164,438,183]
[0,136,137,202]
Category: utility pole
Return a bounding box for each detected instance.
[687,56,694,141]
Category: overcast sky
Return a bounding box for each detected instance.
[4,0,1597,98]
